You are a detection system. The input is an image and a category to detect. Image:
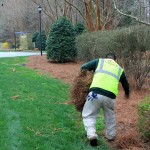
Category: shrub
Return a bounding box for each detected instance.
[46,17,77,63]
[2,42,10,49]
[74,23,85,35]
[19,34,33,50]
[32,32,39,48]
[76,30,117,61]
[114,26,150,89]
[10,40,20,49]
[27,34,34,50]
[138,96,150,142]
[32,32,39,42]
[20,37,27,50]
[37,30,47,51]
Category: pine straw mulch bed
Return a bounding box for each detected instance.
[26,55,149,150]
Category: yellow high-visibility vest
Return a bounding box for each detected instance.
[90,59,123,96]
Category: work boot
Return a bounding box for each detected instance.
[90,137,98,147]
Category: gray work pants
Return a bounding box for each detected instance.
[82,92,116,140]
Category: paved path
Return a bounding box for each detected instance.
[0,52,44,58]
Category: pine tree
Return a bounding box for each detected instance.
[46,17,77,63]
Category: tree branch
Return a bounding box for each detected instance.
[46,0,56,20]
[31,0,55,22]
[64,0,87,24]
[111,0,150,26]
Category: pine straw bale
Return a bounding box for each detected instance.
[69,69,93,112]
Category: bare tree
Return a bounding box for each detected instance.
[30,0,84,25]
[0,0,39,32]
[1,0,150,38]
[112,0,150,26]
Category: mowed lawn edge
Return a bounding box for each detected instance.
[0,57,109,150]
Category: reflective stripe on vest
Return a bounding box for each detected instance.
[95,59,122,81]
[90,59,123,96]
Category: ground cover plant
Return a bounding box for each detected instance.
[138,95,150,142]
[0,57,109,150]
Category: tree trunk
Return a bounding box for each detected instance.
[83,0,94,31]
[95,0,101,30]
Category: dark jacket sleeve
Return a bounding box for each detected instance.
[119,71,130,97]
[81,59,99,71]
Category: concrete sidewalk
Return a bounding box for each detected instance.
[0,52,44,58]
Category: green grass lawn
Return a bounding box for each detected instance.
[0,57,109,150]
